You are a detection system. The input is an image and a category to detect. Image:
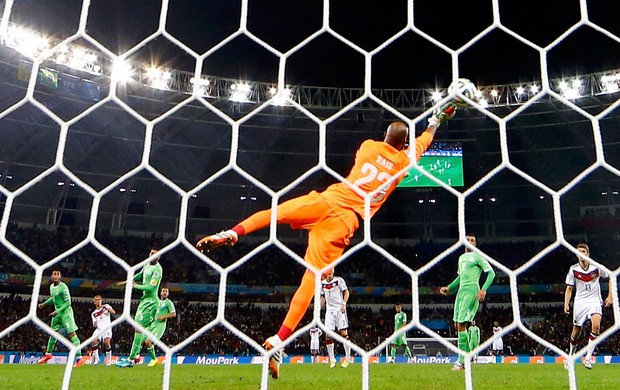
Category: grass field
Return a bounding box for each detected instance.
[1,363,619,390]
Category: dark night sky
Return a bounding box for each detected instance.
[4,0,620,89]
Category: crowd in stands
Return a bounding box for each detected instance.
[2,225,619,290]
[1,225,619,357]
[1,294,619,357]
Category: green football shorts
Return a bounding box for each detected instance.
[134,297,158,328]
[453,289,479,324]
[51,308,78,334]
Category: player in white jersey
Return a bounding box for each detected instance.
[320,269,351,368]
[563,243,612,370]
[90,295,116,365]
[309,327,323,363]
[492,321,503,356]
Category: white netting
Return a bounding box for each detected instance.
[0,0,619,389]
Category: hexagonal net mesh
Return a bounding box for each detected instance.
[0,1,619,390]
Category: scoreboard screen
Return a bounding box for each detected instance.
[397,142,464,187]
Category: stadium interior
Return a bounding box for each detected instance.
[1,14,620,364]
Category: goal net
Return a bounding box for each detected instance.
[383,337,458,359]
[0,1,619,390]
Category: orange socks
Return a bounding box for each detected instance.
[235,209,271,236]
[278,270,316,340]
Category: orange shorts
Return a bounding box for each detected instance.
[277,191,359,269]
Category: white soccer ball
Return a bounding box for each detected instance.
[447,78,477,106]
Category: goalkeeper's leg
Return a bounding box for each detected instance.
[234,192,330,237]
[197,193,329,252]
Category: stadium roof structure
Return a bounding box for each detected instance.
[0,20,619,244]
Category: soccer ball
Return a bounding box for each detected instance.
[447,78,477,106]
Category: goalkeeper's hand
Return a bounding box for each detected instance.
[428,101,458,128]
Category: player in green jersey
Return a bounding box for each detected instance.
[389,303,413,363]
[37,270,86,367]
[467,319,481,363]
[144,287,177,367]
[440,234,495,370]
[116,249,163,368]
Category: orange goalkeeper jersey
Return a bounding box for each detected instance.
[322,131,434,218]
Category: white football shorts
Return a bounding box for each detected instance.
[325,309,348,332]
[573,301,602,327]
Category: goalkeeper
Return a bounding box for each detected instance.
[116,249,163,368]
[197,102,458,379]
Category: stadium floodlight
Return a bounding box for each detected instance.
[430,90,443,103]
[270,86,292,106]
[490,89,499,97]
[4,25,49,59]
[146,67,171,90]
[601,74,620,93]
[516,86,525,95]
[190,76,212,97]
[478,98,489,108]
[57,46,103,75]
[112,59,132,82]
[558,79,581,99]
[230,82,252,102]
[530,84,540,94]
[146,67,160,79]
[57,181,65,186]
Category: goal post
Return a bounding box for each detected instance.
[383,337,458,358]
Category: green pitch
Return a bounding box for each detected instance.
[1,364,619,390]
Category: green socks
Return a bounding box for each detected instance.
[70,335,82,357]
[46,337,57,353]
[458,331,470,364]
[129,333,145,360]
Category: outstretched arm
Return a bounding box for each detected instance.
[413,102,458,161]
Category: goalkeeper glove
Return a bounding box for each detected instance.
[428,101,458,128]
